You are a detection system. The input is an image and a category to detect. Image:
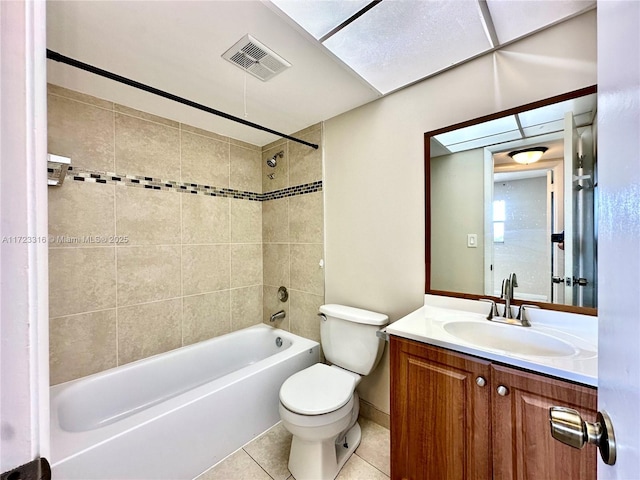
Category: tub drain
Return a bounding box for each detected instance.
[275,337,283,348]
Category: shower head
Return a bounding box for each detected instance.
[267,151,283,168]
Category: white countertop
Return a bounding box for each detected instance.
[386,295,598,387]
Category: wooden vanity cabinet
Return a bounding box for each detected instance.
[390,336,492,479]
[491,363,597,480]
[390,336,597,480]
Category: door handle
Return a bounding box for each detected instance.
[549,406,616,465]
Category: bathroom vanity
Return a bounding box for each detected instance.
[387,297,597,480]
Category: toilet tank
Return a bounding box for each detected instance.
[319,304,389,375]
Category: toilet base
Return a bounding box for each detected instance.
[288,422,362,480]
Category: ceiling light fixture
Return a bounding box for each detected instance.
[508,146,548,165]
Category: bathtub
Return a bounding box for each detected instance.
[50,324,319,480]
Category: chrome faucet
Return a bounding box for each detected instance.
[482,273,535,327]
[501,273,518,319]
[270,310,286,322]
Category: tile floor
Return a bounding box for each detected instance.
[197,417,390,480]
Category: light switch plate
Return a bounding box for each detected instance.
[467,234,478,248]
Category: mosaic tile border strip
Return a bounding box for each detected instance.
[48,167,322,201]
[262,181,323,201]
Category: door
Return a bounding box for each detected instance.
[0,1,50,477]
[563,111,579,304]
[548,164,565,304]
[596,0,640,477]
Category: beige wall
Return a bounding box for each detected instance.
[324,11,597,414]
[430,149,485,294]
[47,85,324,385]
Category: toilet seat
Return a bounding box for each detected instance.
[279,364,357,415]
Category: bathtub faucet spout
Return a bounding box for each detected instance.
[270,310,286,322]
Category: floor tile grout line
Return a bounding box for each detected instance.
[242,447,278,480]
[353,451,390,478]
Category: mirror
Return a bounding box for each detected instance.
[425,86,597,314]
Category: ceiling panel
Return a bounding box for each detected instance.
[521,119,565,138]
[518,93,596,127]
[446,130,523,153]
[269,0,371,39]
[322,0,492,93]
[434,115,519,147]
[487,0,595,44]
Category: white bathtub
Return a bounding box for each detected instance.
[50,324,320,480]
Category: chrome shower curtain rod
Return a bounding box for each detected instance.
[46,49,319,150]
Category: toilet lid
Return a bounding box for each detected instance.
[279,364,357,415]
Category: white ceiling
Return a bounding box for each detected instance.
[46,0,595,147]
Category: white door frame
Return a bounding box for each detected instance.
[0,0,49,473]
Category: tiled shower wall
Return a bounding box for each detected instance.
[47,84,324,385]
[261,127,324,341]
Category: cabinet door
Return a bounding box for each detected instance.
[391,337,492,480]
[491,364,597,480]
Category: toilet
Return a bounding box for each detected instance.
[278,304,389,480]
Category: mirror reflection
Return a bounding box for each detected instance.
[427,88,597,309]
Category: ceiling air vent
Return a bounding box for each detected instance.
[222,34,291,82]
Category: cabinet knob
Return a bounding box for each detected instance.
[475,376,486,387]
[496,385,509,396]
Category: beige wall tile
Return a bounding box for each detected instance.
[231,244,263,288]
[230,144,262,193]
[289,128,322,186]
[291,123,321,139]
[263,243,290,287]
[49,309,117,385]
[182,244,230,295]
[262,198,289,243]
[262,138,286,152]
[49,247,116,317]
[116,187,181,245]
[48,181,115,247]
[181,194,230,244]
[289,290,324,343]
[181,123,228,143]
[262,145,288,192]
[359,399,391,430]
[116,245,181,306]
[115,104,179,128]
[115,113,180,179]
[230,286,263,331]
[48,84,113,109]
[49,87,331,383]
[183,291,231,345]
[181,130,230,186]
[263,285,290,330]
[290,244,324,295]
[230,137,261,152]
[230,199,262,243]
[118,299,182,365]
[48,94,115,171]
[289,192,324,243]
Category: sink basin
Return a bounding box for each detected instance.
[443,321,577,357]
